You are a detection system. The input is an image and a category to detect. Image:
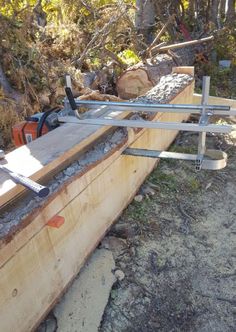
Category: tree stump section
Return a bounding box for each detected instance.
[116,68,153,100]
[117,50,195,99]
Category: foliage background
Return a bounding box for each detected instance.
[0,0,236,148]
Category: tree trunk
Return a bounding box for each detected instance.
[33,0,47,27]
[206,0,211,24]
[219,0,226,21]
[198,0,207,20]
[226,0,236,24]
[135,0,156,44]
[188,1,195,21]
[211,0,220,27]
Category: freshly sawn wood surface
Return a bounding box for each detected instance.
[0,68,195,332]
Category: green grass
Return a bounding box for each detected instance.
[169,145,197,154]
[187,176,201,192]
[125,199,151,222]
[148,170,178,193]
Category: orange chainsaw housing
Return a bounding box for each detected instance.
[12,121,49,147]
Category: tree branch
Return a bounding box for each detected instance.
[71,11,124,67]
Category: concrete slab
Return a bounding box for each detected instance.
[53,248,116,332]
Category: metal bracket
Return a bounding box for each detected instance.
[58,116,232,134]
[196,76,210,170]
[123,148,227,171]
[60,75,234,171]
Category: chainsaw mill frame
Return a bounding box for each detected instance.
[61,76,236,171]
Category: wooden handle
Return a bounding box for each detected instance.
[65,87,77,110]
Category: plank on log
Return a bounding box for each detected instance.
[0,81,194,332]
[0,109,129,208]
[0,79,194,266]
[0,68,194,208]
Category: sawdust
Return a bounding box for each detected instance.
[0,128,127,238]
[136,73,193,104]
[0,73,194,242]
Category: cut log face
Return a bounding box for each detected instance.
[116,48,196,100]
[116,55,176,100]
[116,68,153,99]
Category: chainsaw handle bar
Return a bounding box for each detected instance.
[0,165,50,198]
[65,87,77,110]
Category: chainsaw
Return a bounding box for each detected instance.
[4,75,236,198]
[12,107,62,147]
[11,75,236,173]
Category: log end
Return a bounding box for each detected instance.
[117,68,154,100]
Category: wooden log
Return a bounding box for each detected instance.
[117,53,195,100]
[117,55,177,99]
[116,37,212,100]
[114,67,154,100]
[0,69,194,208]
[0,67,194,332]
[0,107,129,208]
[0,68,194,332]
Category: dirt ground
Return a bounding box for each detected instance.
[99,118,236,332]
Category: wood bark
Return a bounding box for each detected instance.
[226,0,236,24]
[135,0,156,43]
[0,64,22,103]
[211,0,220,26]
[188,1,196,21]
[116,35,215,99]
[117,48,195,100]
[219,0,226,20]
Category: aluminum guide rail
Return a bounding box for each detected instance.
[74,99,229,111]
[70,99,236,117]
[80,105,236,116]
[62,76,233,171]
[123,148,228,171]
[196,76,210,170]
[123,149,198,160]
[58,116,232,134]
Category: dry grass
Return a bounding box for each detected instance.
[0,98,23,150]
